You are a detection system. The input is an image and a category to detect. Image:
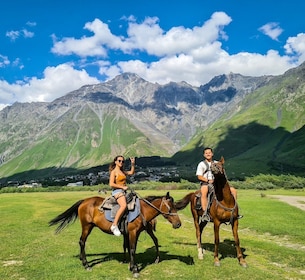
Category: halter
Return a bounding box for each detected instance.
[141,196,178,217]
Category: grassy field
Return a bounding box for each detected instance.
[1,189,305,280]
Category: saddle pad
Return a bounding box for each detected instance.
[104,197,141,223]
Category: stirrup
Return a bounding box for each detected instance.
[199,213,210,223]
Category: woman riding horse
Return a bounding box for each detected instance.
[49,192,182,277]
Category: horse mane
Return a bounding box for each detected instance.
[175,192,194,210]
[144,192,173,203]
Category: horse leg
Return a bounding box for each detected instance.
[146,222,160,263]
[213,221,221,267]
[232,220,247,267]
[79,224,94,270]
[128,231,140,278]
[194,212,205,259]
[123,233,130,263]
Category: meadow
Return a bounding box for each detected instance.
[1,188,305,280]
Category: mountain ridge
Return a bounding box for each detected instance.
[1,62,305,180]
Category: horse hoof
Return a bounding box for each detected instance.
[85,266,92,271]
[214,261,221,267]
[240,262,248,268]
[133,272,140,278]
[198,248,204,260]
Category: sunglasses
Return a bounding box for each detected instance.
[117,159,125,163]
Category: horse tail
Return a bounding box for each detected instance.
[49,199,84,234]
[175,192,194,210]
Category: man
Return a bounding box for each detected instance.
[196,147,240,222]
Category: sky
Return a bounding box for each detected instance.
[1,0,305,111]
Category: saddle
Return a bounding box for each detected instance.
[98,191,140,233]
[100,191,137,211]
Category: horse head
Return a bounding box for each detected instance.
[159,192,181,229]
[211,156,225,176]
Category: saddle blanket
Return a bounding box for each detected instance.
[103,197,141,223]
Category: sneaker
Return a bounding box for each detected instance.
[110,224,121,236]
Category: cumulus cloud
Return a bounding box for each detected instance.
[52,12,300,86]
[284,33,305,63]
[2,12,305,108]
[51,18,130,57]
[0,64,99,108]
[259,22,283,41]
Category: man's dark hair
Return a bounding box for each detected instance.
[204,147,213,152]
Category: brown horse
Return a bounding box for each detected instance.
[175,157,247,267]
[49,192,181,277]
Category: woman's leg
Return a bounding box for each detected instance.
[113,194,127,226]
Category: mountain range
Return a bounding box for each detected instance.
[1,61,305,182]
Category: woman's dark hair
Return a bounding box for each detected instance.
[109,155,124,173]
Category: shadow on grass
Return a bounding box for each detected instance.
[174,239,248,261]
[73,245,194,271]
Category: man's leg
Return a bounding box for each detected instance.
[230,187,243,219]
[230,187,237,200]
[200,185,210,222]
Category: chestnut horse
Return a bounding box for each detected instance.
[49,192,181,277]
[175,157,247,267]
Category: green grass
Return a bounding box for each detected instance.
[1,189,305,280]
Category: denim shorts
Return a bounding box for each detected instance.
[112,188,125,196]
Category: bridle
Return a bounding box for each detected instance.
[141,196,179,217]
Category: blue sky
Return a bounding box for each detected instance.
[1,0,305,110]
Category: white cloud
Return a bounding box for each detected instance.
[0,54,10,67]
[51,18,130,57]
[2,12,305,108]
[284,33,305,63]
[22,29,34,38]
[125,12,231,56]
[26,21,37,27]
[5,28,34,40]
[259,22,283,41]
[6,30,20,41]
[0,64,99,107]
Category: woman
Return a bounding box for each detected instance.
[109,155,135,236]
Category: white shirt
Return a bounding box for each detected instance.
[196,160,215,180]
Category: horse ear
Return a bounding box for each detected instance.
[166,191,170,198]
[220,156,225,164]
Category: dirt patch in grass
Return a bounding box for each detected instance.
[2,260,23,267]
[269,195,305,211]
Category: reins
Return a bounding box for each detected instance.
[138,194,178,216]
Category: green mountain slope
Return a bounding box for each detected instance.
[0,103,170,180]
[173,65,305,177]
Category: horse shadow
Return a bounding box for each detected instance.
[75,245,194,271]
[204,239,248,261]
[174,239,248,261]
